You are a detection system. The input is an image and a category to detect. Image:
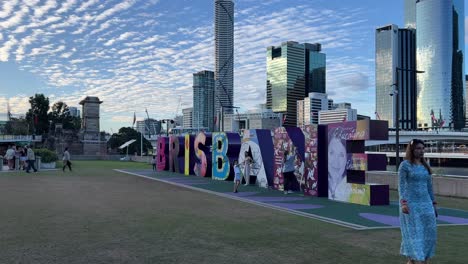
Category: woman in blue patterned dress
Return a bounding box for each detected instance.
[398,139,438,264]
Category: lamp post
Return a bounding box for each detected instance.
[393,67,424,172]
[161,119,174,137]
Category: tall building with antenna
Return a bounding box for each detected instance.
[214,0,234,120]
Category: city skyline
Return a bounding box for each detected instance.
[0,0,467,132]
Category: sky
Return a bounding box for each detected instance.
[0,0,466,132]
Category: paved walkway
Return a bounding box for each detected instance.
[117,169,468,230]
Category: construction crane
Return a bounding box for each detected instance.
[173,95,182,124]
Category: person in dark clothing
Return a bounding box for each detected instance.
[62,147,72,172]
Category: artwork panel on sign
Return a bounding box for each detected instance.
[194,132,212,177]
[301,125,319,196]
[212,132,241,181]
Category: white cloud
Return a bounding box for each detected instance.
[0,5,28,29]
[33,0,58,19]
[56,0,77,14]
[94,0,135,22]
[0,0,19,19]
[0,0,378,130]
[0,36,18,61]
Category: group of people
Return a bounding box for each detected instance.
[233,149,298,194]
[2,145,72,173]
[233,138,438,263]
[3,144,37,173]
[148,137,438,263]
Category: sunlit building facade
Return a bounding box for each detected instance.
[415,0,465,130]
[375,24,416,129]
[266,41,326,127]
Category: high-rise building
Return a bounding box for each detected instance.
[466,75,468,127]
[266,41,326,126]
[223,110,282,132]
[296,92,331,126]
[214,0,234,118]
[375,24,416,129]
[404,0,416,29]
[136,119,161,137]
[319,108,357,125]
[333,102,352,110]
[193,70,215,132]
[415,0,465,130]
[182,108,193,128]
[68,107,80,118]
[306,43,326,95]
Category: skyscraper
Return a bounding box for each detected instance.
[193,70,215,132]
[266,41,326,127]
[375,24,416,129]
[404,0,416,28]
[214,0,234,118]
[306,43,326,95]
[415,0,465,129]
[297,92,331,126]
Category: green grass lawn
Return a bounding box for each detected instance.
[1,160,467,264]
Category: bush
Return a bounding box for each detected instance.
[33,148,58,163]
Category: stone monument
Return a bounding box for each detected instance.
[80,96,106,155]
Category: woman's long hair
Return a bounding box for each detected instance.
[405,139,432,175]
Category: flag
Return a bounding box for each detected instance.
[375,111,381,120]
[440,119,445,127]
[132,112,136,126]
[282,114,287,124]
[430,110,436,122]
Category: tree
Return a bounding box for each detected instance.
[25,94,50,135]
[108,127,152,155]
[48,101,81,132]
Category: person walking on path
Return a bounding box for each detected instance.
[62,147,72,172]
[25,146,38,173]
[282,148,296,194]
[399,139,437,264]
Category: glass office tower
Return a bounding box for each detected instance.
[404,0,416,28]
[375,25,416,129]
[416,0,465,129]
[266,41,325,127]
[193,70,215,132]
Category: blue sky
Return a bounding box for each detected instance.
[0,0,466,132]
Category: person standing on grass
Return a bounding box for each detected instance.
[242,151,253,186]
[399,139,437,264]
[62,147,72,172]
[151,155,156,171]
[25,145,37,173]
[19,148,27,170]
[282,149,296,194]
[233,160,241,193]
[5,145,15,170]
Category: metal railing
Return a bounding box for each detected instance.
[0,135,42,142]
